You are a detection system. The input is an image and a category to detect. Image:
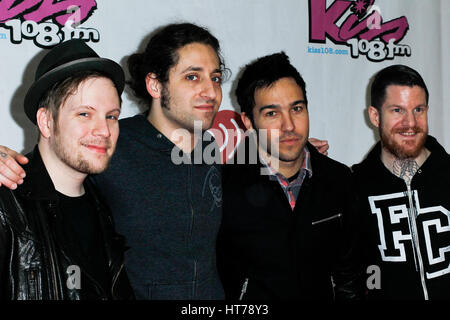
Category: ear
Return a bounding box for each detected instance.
[368,106,380,128]
[240,112,254,131]
[36,108,53,139]
[145,73,162,99]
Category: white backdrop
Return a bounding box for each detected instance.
[0,0,448,166]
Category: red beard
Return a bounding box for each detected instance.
[380,125,427,159]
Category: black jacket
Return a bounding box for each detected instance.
[0,147,134,300]
[217,141,364,300]
[352,135,450,300]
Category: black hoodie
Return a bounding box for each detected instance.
[352,135,450,300]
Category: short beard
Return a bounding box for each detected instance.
[159,82,215,132]
[380,125,427,160]
[50,134,111,175]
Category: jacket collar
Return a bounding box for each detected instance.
[233,137,319,180]
[18,145,58,201]
[120,113,175,152]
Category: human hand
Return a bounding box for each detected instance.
[308,138,329,156]
[0,146,29,190]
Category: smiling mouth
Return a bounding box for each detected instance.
[84,145,108,154]
[397,132,419,138]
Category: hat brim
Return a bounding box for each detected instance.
[24,57,125,124]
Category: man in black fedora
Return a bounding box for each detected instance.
[0,39,133,300]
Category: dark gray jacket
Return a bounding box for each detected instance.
[91,113,224,299]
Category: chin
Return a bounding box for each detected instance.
[278,151,303,163]
[80,158,111,174]
[387,142,423,159]
[84,164,109,175]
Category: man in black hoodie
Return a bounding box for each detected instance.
[352,64,450,300]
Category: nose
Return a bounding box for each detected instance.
[402,110,417,128]
[200,78,219,101]
[281,113,295,132]
[92,117,111,137]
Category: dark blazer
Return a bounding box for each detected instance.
[217,141,364,300]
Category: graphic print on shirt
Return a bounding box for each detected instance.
[202,166,222,212]
[369,191,450,279]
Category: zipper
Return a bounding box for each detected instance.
[187,165,195,240]
[192,260,197,299]
[48,243,60,299]
[42,202,61,300]
[405,183,429,300]
[26,268,41,300]
[239,278,249,300]
[312,213,342,226]
[111,263,124,299]
[187,165,198,299]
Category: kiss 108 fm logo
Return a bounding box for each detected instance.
[0,0,99,48]
[309,0,411,62]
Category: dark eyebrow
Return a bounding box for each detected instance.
[387,104,404,108]
[258,100,307,114]
[258,104,280,113]
[180,66,222,74]
[291,100,307,106]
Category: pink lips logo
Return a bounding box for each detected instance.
[208,110,247,164]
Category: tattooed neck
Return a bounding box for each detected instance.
[392,159,420,184]
[380,147,431,184]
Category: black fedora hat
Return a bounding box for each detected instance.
[24,39,125,124]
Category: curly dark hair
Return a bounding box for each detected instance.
[127,22,229,108]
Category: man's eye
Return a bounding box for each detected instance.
[79,112,89,117]
[293,106,304,112]
[414,107,425,113]
[392,108,402,113]
[212,76,222,84]
[265,111,276,117]
[106,115,119,121]
[186,74,198,81]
